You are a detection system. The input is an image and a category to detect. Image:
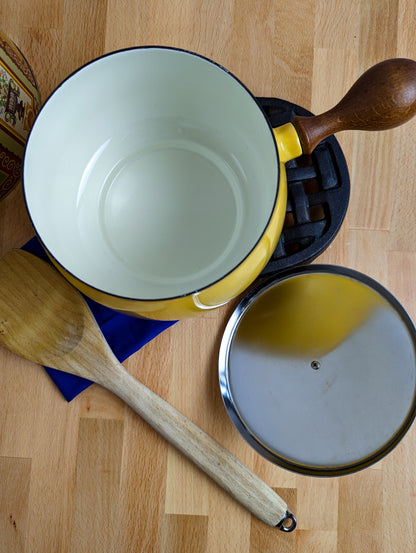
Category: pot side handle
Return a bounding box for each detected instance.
[290,58,416,155]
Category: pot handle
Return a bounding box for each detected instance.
[278,58,416,156]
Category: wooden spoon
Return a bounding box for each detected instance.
[0,249,296,531]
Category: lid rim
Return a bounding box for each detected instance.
[218,264,416,477]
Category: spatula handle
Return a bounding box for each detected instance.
[291,58,416,154]
[103,363,295,530]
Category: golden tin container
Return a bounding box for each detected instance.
[0,29,40,200]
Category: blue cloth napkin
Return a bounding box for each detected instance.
[22,237,176,401]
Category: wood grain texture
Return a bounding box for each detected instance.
[0,457,31,553]
[0,250,289,527]
[68,418,124,553]
[1,1,416,551]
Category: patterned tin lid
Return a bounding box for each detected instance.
[0,29,41,200]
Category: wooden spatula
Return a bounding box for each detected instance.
[0,249,296,531]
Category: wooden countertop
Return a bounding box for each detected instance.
[1,1,416,552]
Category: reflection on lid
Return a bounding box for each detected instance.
[236,273,386,359]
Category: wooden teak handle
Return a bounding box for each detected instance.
[291,58,416,154]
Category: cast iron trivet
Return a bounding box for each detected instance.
[257,97,350,276]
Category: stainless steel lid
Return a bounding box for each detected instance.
[219,265,416,476]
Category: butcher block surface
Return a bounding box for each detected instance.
[1,1,416,552]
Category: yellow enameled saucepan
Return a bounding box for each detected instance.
[23,48,416,320]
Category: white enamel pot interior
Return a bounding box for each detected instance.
[23,47,280,303]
